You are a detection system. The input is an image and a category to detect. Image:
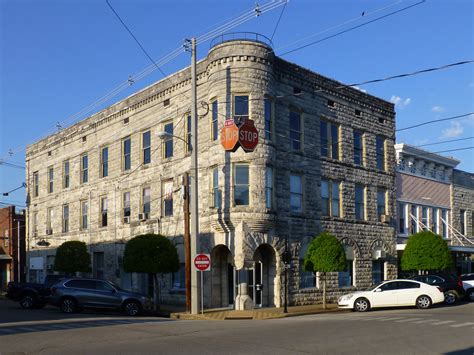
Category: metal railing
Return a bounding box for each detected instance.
[210,32,273,49]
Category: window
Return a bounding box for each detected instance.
[377,188,387,222]
[372,260,384,284]
[397,281,420,289]
[264,97,272,140]
[81,154,88,184]
[353,131,363,166]
[433,209,439,234]
[123,137,131,170]
[93,252,105,279]
[63,161,70,188]
[411,205,418,234]
[422,207,428,230]
[211,167,221,208]
[141,131,151,165]
[101,197,108,227]
[123,192,131,220]
[172,263,185,289]
[355,184,365,221]
[321,180,341,217]
[339,246,354,288]
[211,100,218,141]
[47,207,53,232]
[234,164,249,206]
[48,166,54,193]
[101,147,109,177]
[186,116,192,153]
[32,212,38,233]
[376,136,385,171]
[299,261,316,288]
[142,187,151,214]
[460,210,466,235]
[62,204,69,233]
[290,111,302,151]
[81,200,88,230]
[290,174,303,213]
[33,171,39,197]
[398,203,406,234]
[65,279,96,289]
[233,95,249,123]
[163,180,173,216]
[320,120,339,159]
[265,167,273,209]
[163,123,173,158]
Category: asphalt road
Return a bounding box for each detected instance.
[0,299,473,354]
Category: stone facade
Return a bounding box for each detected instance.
[25,37,397,307]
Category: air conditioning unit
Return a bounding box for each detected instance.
[138,213,148,221]
[380,214,390,224]
[46,228,53,235]
[123,216,130,224]
[373,250,386,260]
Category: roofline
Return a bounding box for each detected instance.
[395,143,460,168]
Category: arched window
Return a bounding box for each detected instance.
[339,245,355,288]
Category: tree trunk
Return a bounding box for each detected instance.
[152,273,160,311]
[322,272,327,310]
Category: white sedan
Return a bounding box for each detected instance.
[338,279,445,312]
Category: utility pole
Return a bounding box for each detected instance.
[182,173,191,313]
[190,37,199,314]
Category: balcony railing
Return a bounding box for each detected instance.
[210,32,273,50]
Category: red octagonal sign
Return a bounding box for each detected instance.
[194,254,211,271]
[239,119,259,152]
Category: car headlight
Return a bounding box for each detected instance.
[339,294,354,302]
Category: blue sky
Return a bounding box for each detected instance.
[1,0,473,209]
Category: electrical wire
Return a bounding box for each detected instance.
[397,113,474,132]
[431,147,474,154]
[270,0,288,41]
[414,137,474,148]
[0,160,25,169]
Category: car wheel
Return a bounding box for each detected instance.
[444,292,457,305]
[354,298,370,312]
[467,289,474,302]
[60,298,77,313]
[20,293,35,309]
[123,300,141,316]
[416,295,432,309]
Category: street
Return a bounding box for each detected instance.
[0,300,473,354]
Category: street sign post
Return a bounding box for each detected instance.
[194,254,211,314]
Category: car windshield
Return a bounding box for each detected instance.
[108,281,123,291]
[368,282,385,291]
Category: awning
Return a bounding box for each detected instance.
[0,255,12,260]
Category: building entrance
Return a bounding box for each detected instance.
[248,261,263,307]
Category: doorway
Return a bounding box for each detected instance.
[210,245,235,308]
[248,261,263,307]
[251,244,277,307]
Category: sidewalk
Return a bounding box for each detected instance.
[171,303,348,320]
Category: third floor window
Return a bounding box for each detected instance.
[320,120,339,159]
[81,155,88,184]
[233,95,249,123]
[123,137,131,171]
[211,100,218,141]
[164,123,173,158]
[101,147,109,177]
[353,131,364,166]
[143,131,151,164]
[376,136,385,171]
[63,161,70,188]
[48,167,54,193]
[33,171,39,197]
[290,111,302,151]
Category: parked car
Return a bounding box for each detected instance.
[338,279,445,312]
[50,278,150,316]
[6,274,65,309]
[412,274,465,304]
[460,273,474,301]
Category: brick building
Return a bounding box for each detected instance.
[0,206,26,290]
[395,144,474,274]
[25,35,396,307]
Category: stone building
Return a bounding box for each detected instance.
[395,144,474,274]
[25,34,396,307]
[0,206,26,290]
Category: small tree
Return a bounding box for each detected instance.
[54,241,91,276]
[303,232,346,309]
[401,231,454,274]
[123,234,179,310]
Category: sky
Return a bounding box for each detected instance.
[1,0,473,210]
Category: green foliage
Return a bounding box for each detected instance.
[123,234,179,274]
[401,231,454,272]
[303,232,347,273]
[54,241,91,274]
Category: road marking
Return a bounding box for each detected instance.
[377,317,405,321]
[394,318,423,323]
[449,322,474,328]
[431,320,456,325]
[413,319,438,324]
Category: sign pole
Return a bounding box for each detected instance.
[201,270,204,315]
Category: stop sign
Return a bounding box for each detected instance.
[221,119,240,152]
[239,119,259,152]
[194,254,211,271]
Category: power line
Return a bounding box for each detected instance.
[414,137,474,148]
[270,0,288,41]
[279,0,426,56]
[396,113,474,132]
[0,160,25,169]
[431,147,474,154]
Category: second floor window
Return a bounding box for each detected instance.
[265,167,273,209]
[320,120,339,159]
[163,180,173,216]
[81,200,88,230]
[211,167,221,208]
[48,167,54,193]
[355,184,365,221]
[376,136,385,171]
[101,197,108,227]
[264,97,272,140]
[234,164,249,206]
[143,131,151,164]
[81,155,88,184]
[399,203,406,234]
[62,204,69,233]
[211,100,218,141]
[101,147,109,177]
[233,95,249,123]
[143,187,151,214]
[290,174,303,213]
[441,209,448,238]
[353,131,363,166]
[321,179,340,217]
[47,207,53,231]
[164,123,173,158]
[290,111,302,151]
[123,192,131,220]
[377,188,387,222]
[123,137,131,171]
[460,210,466,235]
[33,171,39,197]
[63,161,70,188]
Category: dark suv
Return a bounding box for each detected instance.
[413,274,465,304]
[50,278,150,316]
